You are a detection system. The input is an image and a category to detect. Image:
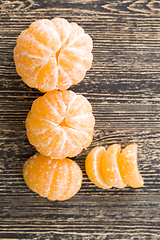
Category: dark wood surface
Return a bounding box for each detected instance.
[0,0,160,239]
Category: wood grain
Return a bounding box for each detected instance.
[0,0,160,239]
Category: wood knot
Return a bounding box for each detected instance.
[102,0,160,14]
[147,0,160,12]
[0,0,33,11]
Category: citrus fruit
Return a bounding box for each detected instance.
[26,90,95,159]
[118,143,144,188]
[85,144,144,189]
[13,18,93,92]
[101,144,126,188]
[85,146,112,189]
[23,153,82,201]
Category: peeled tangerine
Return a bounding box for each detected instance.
[85,144,144,189]
[14,18,93,92]
[23,153,82,201]
[26,90,95,159]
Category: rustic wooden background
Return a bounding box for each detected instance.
[0,0,160,239]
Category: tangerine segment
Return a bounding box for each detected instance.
[26,90,95,159]
[85,144,144,189]
[23,153,82,201]
[14,18,93,92]
[118,144,144,188]
[85,147,112,189]
[101,144,126,188]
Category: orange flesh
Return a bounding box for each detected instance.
[13,18,93,92]
[85,147,112,189]
[85,144,144,189]
[101,144,126,188]
[25,90,95,159]
[23,153,82,201]
[118,144,144,188]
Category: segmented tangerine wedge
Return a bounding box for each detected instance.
[26,90,95,159]
[101,144,126,188]
[14,18,93,92]
[118,143,144,188]
[85,146,112,189]
[23,153,82,201]
[85,144,144,189]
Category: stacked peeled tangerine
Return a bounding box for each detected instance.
[14,18,143,201]
[14,18,95,200]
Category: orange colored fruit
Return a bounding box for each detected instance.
[23,153,82,201]
[26,90,95,159]
[118,143,144,188]
[85,146,112,189]
[101,144,126,188]
[85,144,144,189]
[13,18,93,92]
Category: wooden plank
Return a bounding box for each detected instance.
[0,0,160,239]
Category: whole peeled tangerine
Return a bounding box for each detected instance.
[23,153,83,201]
[26,90,95,159]
[14,18,93,92]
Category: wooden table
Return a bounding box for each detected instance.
[0,0,160,239]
